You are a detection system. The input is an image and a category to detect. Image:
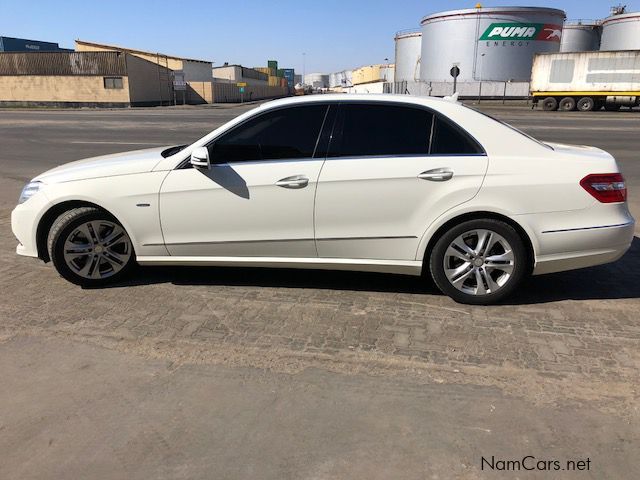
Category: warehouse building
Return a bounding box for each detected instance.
[212,64,268,85]
[211,64,289,103]
[75,39,212,80]
[75,39,212,104]
[0,51,172,107]
[0,36,72,52]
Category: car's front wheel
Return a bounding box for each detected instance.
[429,219,528,305]
[47,207,135,287]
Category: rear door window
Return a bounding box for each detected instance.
[329,104,433,157]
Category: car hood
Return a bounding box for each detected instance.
[34,146,170,184]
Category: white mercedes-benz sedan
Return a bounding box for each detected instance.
[11,94,635,304]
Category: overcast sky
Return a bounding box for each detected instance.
[1,0,636,73]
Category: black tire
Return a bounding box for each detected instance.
[558,97,576,111]
[541,97,558,111]
[577,97,595,112]
[429,219,528,305]
[47,207,135,287]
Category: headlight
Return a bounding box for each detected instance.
[18,181,43,204]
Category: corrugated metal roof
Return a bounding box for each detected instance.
[0,51,127,75]
[75,39,212,64]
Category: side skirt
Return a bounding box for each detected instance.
[136,256,423,276]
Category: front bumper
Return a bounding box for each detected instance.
[11,192,50,258]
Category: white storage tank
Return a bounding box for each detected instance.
[560,21,602,52]
[329,71,347,88]
[344,70,353,87]
[380,64,395,82]
[601,11,640,50]
[394,29,422,82]
[329,72,339,88]
[420,6,565,82]
[304,73,329,89]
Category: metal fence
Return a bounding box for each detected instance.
[0,51,127,76]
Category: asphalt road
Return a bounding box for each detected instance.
[1,102,639,479]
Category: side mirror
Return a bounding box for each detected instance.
[190,146,210,169]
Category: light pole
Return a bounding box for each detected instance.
[302,52,306,85]
[477,53,485,103]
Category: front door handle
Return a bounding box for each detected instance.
[418,168,454,182]
[275,175,309,189]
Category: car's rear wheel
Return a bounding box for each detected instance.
[429,219,528,305]
[47,207,135,287]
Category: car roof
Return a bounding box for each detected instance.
[258,93,454,111]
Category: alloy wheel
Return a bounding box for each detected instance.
[62,220,132,280]
[443,229,515,296]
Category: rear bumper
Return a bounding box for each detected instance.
[532,221,634,275]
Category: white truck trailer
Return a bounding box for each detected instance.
[530,50,640,111]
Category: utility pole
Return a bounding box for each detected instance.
[477,53,485,103]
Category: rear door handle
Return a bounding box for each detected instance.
[275,175,309,189]
[418,168,454,182]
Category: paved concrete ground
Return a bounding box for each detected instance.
[1,103,639,479]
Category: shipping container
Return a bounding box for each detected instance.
[0,36,69,52]
[267,60,278,71]
[268,75,280,87]
[530,50,640,111]
[282,68,295,88]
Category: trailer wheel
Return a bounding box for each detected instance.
[577,97,595,112]
[541,97,558,111]
[559,97,576,111]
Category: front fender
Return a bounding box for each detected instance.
[37,171,170,257]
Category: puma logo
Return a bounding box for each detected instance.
[544,28,561,40]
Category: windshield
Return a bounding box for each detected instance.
[463,105,554,150]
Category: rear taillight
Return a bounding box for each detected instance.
[580,173,627,203]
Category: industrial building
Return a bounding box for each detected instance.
[212,64,269,85]
[75,40,212,81]
[211,64,288,103]
[0,51,172,107]
[0,36,72,52]
[75,39,212,104]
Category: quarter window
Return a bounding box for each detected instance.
[430,115,484,155]
[330,104,433,157]
[209,104,328,162]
